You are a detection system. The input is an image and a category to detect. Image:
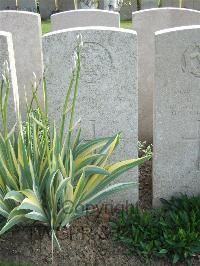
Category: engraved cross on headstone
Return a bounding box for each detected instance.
[183,120,200,171]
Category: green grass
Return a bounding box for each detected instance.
[41,20,132,34]
[42,19,51,34]
[121,20,132,29]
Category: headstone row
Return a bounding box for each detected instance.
[0,9,200,206]
[1,1,200,20]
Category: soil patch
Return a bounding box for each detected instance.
[0,161,198,265]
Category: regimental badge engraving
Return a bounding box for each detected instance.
[182,43,200,78]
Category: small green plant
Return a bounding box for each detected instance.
[111,194,200,264]
[0,38,151,260]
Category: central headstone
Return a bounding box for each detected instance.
[42,27,138,203]
[153,25,200,206]
[51,10,120,31]
[132,8,200,144]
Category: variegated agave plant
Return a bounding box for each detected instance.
[0,39,151,255]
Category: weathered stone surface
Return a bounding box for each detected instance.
[160,0,200,9]
[51,10,120,30]
[18,0,37,12]
[0,0,16,10]
[57,0,74,11]
[194,0,200,10]
[132,8,200,143]
[120,0,132,20]
[79,0,98,9]
[141,0,157,9]
[39,0,55,20]
[153,25,200,206]
[43,27,138,203]
[0,11,43,108]
[162,0,179,7]
[0,31,19,128]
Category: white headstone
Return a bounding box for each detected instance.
[0,0,16,10]
[51,10,120,31]
[39,0,55,20]
[57,0,74,11]
[0,11,43,108]
[43,27,138,203]
[154,25,200,206]
[0,31,19,127]
[18,0,37,12]
[132,8,200,143]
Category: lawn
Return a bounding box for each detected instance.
[41,20,132,34]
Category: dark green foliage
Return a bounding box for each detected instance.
[110,195,200,264]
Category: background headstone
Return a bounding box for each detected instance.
[120,0,133,20]
[39,0,56,20]
[132,8,200,144]
[43,27,138,204]
[0,11,43,109]
[0,31,19,128]
[158,0,200,9]
[99,0,105,9]
[57,0,74,11]
[79,0,98,8]
[51,10,120,30]
[141,0,157,9]
[161,0,179,7]
[18,0,37,12]
[154,25,200,206]
[132,0,138,11]
[0,0,17,10]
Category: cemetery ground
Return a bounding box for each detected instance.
[0,162,154,266]
[41,19,132,33]
[1,162,200,265]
